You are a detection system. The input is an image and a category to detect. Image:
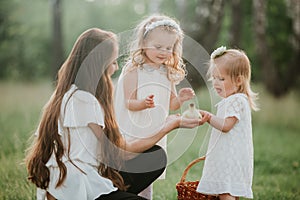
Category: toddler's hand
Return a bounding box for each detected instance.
[199,110,212,124]
[178,88,195,103]
[144,94,155,108]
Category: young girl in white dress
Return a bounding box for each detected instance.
[114,15,195,199]
[196,47,259,200]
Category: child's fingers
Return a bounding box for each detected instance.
[199,110,206,115]
[199,111,211,124]
[180,88,195,95]
[199,117,208,125]
[146,98,155,104]
[145,98,155,108]
[178,88,195,100]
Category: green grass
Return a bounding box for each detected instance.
[0,81,299,199]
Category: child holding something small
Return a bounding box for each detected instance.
[114,15,195,199]
[196,47,259,200]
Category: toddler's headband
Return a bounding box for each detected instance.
[211,46,227,59]
[144,19,180,37]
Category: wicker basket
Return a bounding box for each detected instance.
[176,156,219,200]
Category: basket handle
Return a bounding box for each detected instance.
[180,156,206,183]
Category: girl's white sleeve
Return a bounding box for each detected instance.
[224,95,246,120]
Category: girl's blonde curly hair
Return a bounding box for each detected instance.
[125,14,186,84]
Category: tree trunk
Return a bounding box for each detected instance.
[253,0,282,97]
[176,0,224,89]
[229,0,242,47]
[51,0,64,80]
[286,0,300,90]
[192,0,225,52]
[175,0,187,26]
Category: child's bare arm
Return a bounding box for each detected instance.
[200,110,238,133]
[123,69,155,111]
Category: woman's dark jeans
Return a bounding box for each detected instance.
[96,145,167,200]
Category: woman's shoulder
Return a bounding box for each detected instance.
[61,85,104,128]
[63,84,98,105]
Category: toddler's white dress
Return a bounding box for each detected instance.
[36,84,117,200]
[196,93,253,198]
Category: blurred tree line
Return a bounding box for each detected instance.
[0,0,299,97]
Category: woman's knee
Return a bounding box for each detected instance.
[122,145,167,173]
[145,145,167,169]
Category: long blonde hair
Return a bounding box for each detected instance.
[25,28,127,191]
[209,49,259,111]
[126,14,186,83]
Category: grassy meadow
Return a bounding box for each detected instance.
[0,81,299,199]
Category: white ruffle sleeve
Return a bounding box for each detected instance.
[62,85,105,129]
[223,94,248,121]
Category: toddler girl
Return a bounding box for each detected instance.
[197,46,259,200]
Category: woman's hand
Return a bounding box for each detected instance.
[165,114,201,130]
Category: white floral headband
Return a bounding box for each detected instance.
[211,46,227,59]
[144,19,181,37]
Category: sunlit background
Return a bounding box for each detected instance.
[1,0,299,96]
[0,0,299,199]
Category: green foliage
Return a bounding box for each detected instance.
[0,0,19,79]
[0,0,52,80]
[0,0,297,92]
[266,0,294,83]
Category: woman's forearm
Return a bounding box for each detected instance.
[123,115,202,156]
[124,117,179,154]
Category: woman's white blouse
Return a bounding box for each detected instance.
[37,84,117,200]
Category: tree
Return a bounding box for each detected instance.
[51,0,64,80]
[174,0,225,89]
[228,0,243,47]
[192,0,225,52]
[253,0,299,97]
[286,0,300,91]
[0,0,18,79]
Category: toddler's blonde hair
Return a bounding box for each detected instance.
[209,49,259,111]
